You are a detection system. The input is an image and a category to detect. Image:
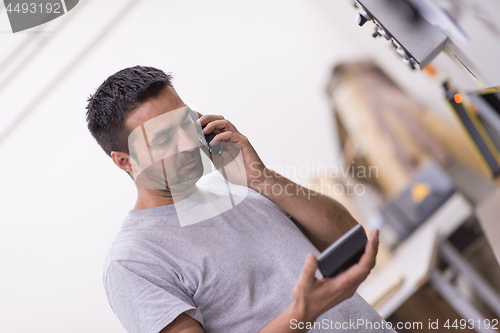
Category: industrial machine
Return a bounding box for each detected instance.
[353,0,500,92]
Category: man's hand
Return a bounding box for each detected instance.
[195,113,267,187]
[292,229,379,322]
[257,229,379,333]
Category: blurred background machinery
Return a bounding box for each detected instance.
[306,1,500,331]
[353,0,500,91]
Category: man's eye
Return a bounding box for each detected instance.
[157,135,170,146]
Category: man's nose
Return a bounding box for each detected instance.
[176,129,198,153]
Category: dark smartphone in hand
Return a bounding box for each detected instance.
[317,224,367,278]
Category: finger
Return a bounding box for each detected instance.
[370,228,379,257]
[212,145,242,169]
[198,114,224,128]
[346,238,378,284]
[202,119,238,135]
[358,228,379,270]
[369,228,379,241]
[210,131,262,167]
[333,229,379,284]
[297,253,318,286]
[210,131,246,146]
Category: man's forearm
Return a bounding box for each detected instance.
[251,168,357,251]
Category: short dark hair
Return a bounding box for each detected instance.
[86,65,173,156]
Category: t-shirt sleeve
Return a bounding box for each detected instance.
[104,259,203,333]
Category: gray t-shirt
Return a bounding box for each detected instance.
[103,173,395,333]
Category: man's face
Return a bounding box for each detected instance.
[125,86,204,192]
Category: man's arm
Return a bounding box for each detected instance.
[160,230,379,333]
[200,113,357,251]
[251,169,356,251]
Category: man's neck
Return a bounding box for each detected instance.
[134,185,198,209]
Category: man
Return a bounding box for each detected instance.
[87,66,395,333]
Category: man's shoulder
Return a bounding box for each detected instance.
[103,231,148,273]
[102,217,164,272]
[102,230,180,287]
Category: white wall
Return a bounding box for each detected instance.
[0,1,453,332]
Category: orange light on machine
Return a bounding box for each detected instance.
[454,93,463,104]
[424,64,437,76]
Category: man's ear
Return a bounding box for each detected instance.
[111,151,133,176]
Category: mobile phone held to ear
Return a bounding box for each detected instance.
[203,132,220,155]
[189,110,220,155]
[317,224,367,278]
